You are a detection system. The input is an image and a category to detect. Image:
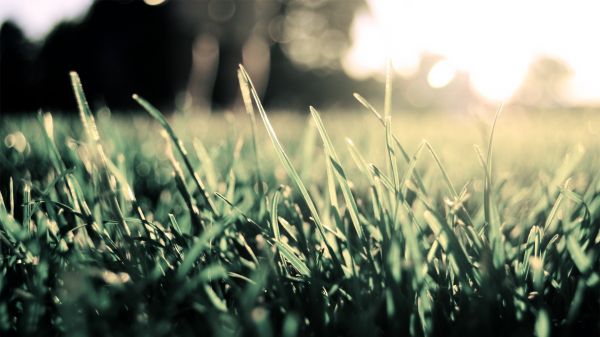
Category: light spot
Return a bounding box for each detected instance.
[251,307,267,322]
[427,60,456,89]
[208,0,235,22]
[4,132,27,153]
[144,0,166,6]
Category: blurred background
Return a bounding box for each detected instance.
[1,0,600,114]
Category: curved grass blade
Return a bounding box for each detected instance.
[238,65,343,272]
[237,69,266,203]
[132,93,217,216]
[70,71,130,238]
[353,92,429,196]
[276,242,311,277]
[474,103,505,266]
[271,190,282,241]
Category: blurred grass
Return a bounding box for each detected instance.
[0,73,599,337]
[4,106,598,194]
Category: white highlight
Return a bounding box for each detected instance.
[0,0,93,41]
[427,60,456,89]
[344,0,600,103]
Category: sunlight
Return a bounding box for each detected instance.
[144,0,166,6]
[345,0,600,103]
[427,60,456,89]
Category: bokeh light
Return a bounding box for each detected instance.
[427,60,456,89]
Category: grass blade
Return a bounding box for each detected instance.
[237,65,343,272]
[310,106,364,239]
[133,93,217,216]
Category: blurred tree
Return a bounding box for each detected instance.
[1,1,190,113]
[0,22,36,114]
[177,0,366,111]
[0,0,369,114]
[513,56,572,108]
[174,0,275,110]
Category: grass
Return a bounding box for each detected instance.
[0,68,599,337]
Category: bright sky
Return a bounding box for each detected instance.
[0,0,93,41]
[344,0,600,103]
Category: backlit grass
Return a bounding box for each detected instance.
[0,68,599,337]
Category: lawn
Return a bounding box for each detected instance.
[0,70,598,336]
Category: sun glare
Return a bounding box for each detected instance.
[345,0,600,103]
[427,60,456,89]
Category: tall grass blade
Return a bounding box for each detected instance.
[310,106,364,239]
[70,71,131,237]
[133,93,217,216]
[237,69,266,203]
[237,65,343,271]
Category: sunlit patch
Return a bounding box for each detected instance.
[342,12,387,79]
[4,132,27,153]
[101,270,131,285]
[427,60,456,89]
[468,61,529,101]
[143,0,166,6]
[566,64,600,104]
[43,113,55,141]
[144,0,165,6]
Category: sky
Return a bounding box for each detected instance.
[344,0,600,103]
[1,0,599,103]
[0,0,92,41]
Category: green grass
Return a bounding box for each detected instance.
[0,69,599,337]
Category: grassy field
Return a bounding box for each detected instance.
[0,70,599,336]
